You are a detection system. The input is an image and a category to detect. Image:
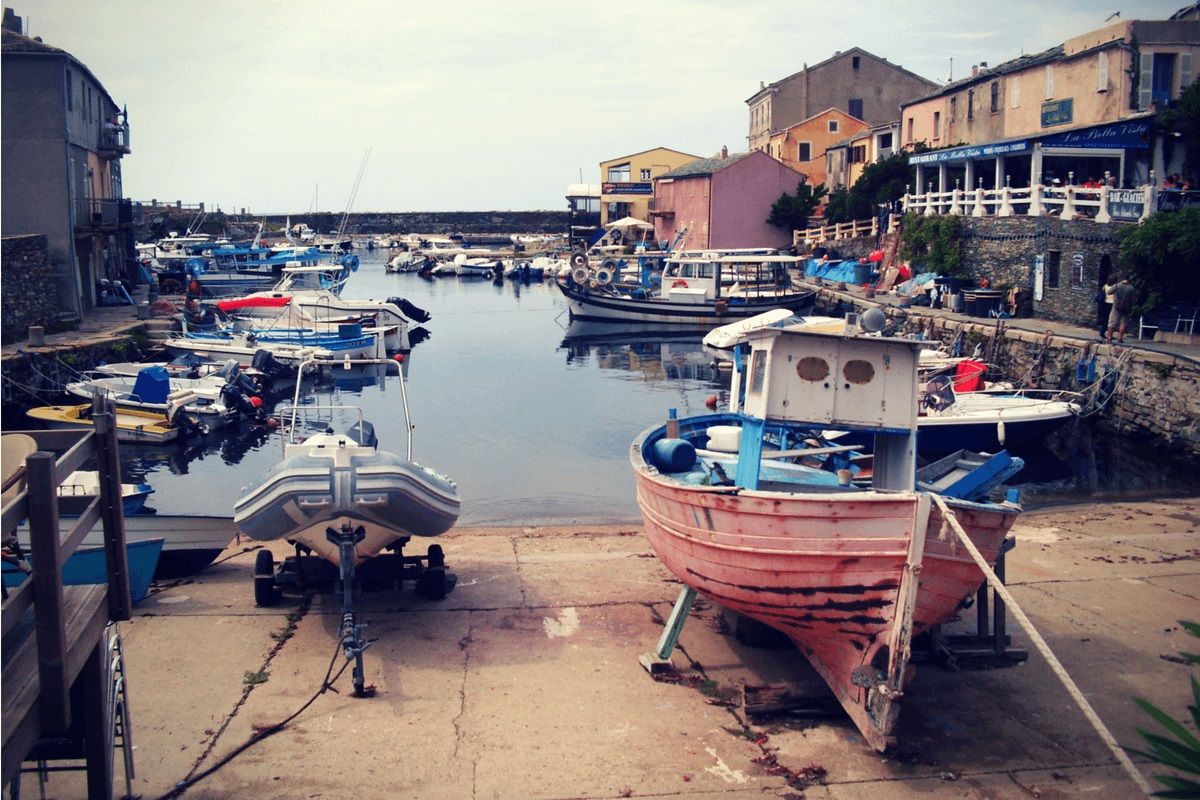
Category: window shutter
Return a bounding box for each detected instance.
[1098,51,1109,92]
[1011,77,1020,108]
[1045,66,1054,100]
[1182,52,1193,89]
[1138,52,1153,110]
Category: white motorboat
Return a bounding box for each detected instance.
[386,252,428,273]
[234,358,460,695]
[453,253,502,277]
[161,327,378,368]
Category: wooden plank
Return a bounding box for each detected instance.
[80,640,114,799]
[1,580,34,639]
[1,490,29,540]
[93,402,131,621]
[26,452,70,733]
[52,432,96,483]
[59,497,101,559]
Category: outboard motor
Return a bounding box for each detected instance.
[250,348,290,380]
[387,297,432,324]
[220,380,266,422]
[408,326,431,347]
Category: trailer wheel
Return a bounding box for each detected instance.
[254,549,278,607]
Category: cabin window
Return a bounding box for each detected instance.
[828,119,840,133]
[749,351,767,395]
[796,357,830,382]
[1046,250,1061,288]
[797,142,812,161]
[697,263,715,279]
[607,163,630,182]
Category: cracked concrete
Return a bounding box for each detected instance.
[19,500,1200,799]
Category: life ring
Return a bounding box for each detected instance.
[571,266,591,285]
[595,267,614,286]
[672,279,688,288]
[569,251,588,269]
[609,229,623,243]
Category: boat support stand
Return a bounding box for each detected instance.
[639,586,696,675]
[327,523,374,697]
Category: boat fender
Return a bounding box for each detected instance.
[595,263,615,286]
[997,418,1006,445]
[569,251,588,269]
[651,438,696,473]
[571,266,591,285]
[672,279,688,288]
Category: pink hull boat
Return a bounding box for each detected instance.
[630,325,1025,751]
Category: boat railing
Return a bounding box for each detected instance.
[285,358,412,459]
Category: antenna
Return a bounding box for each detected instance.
[948,56,953,82]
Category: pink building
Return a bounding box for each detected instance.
[650,150,806,250]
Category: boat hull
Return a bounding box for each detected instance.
[2,538,163,602]
[556,279,814,326]
[26,404,178,444]
[233,441,460,565]
[631,429,1018,751]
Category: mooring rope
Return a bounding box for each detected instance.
[929,494,1154,797]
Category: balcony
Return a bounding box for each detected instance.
[97,120,131,158]
[74,198,139,231]
[646,198,673,219]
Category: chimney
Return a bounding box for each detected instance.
[2,8,23,34]
[980,61,988,68]
[720,146,728,159]
[971,65,979,77]
[760,81,765,89]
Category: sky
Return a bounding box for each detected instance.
[13,0,1191,214]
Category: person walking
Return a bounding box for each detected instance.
[1098,278,1117,338]
[1106,277,1136,344]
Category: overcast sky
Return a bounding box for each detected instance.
[15,0,1189,213]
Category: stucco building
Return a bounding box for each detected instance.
[2,8,135,320]
[649,150,806,250]
[747,48,937,153]
[900,13,1199,193]
[768,108,869,188]
[597,147,699,227]
[825,122,902,190]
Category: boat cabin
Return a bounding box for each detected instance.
[659,253,801,302]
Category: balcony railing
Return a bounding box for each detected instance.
[74,198,140,230]
[899,183,1200,223]
[97,121,131,158]
[794,215,900,246]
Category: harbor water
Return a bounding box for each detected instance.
[16,250,1200,524]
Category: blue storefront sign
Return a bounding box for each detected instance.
[1041,98,1074,127]
[908,139,1031,165]
[601,182,652,195]
[1040,118,1153,150]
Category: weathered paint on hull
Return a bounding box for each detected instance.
[555,279,814,326]
[633,472,1017,751]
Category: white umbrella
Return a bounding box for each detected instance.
[606,216,654,230]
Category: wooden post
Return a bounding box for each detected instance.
[80,640,115,799]
[27,451,71,732]
[93,396,132,621]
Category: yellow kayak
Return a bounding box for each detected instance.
[26,404,179,444]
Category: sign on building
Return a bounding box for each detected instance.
[1108,188,1146,221]
[601,182,652,196]
[1041,98,1074,128]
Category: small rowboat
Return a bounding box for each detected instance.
[26,404,179,444]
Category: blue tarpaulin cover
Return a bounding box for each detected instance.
[132,365,170,404]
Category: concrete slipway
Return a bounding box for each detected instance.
[22,498,1200,800]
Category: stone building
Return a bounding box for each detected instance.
[1,7,135,321]
[747,48,937,153]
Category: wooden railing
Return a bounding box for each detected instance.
[2,397,130,797]
[794,214,901,247]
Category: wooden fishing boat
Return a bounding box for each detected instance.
[26,403,179,444]
[630,326,1023,751]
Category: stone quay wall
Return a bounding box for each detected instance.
[2,235,62,345]
[956,217,1121,329]
[813,289,1200,460]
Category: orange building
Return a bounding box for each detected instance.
[768,108,869,189]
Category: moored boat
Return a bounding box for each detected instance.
[630,325,1025,751]
[27,403,180,444]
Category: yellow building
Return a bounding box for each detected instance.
[900,14,1199,192]
[825,122,902,190]
[598,147,700,226]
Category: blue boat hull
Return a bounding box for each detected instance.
[2,538,164,602]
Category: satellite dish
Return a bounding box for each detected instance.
[860,307,887,333]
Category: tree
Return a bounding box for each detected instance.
[823,186,854,225]
[899,212,966,277]
[1117,207,1200,314]
[823,152,916,225]
[1158,81,1200,183]
[767,180,828,231]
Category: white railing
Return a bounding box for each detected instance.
[903,183,1158,224]
[794,214,901,247]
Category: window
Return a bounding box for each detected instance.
[877,132,893,150]
[852,55,861,70]
[933,111,941,138]
[828,119,839,133]
[848,98,863,119]
[950,96,957,119]
[66,69,73,110]
[1011,77,1021,108]
[797,142,812,161]
[1097,51,1109,92]
[749,351,767,395]
[907,117,914,143]
[967,89,975,119]
[1151,53,1177,107]
[1047,250,1061,288]
[607,163,630,182]
[990,81,1000,112]
[639,168,651,180]
[851,145,867,163]
[1045,65,1054,100]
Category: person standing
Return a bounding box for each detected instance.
[1107,277,1136,344]
[1099,278,1117,338]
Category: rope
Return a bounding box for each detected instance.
[929,494,1154,797]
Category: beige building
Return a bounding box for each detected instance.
[825,122,902,189]
[900,14,1199,192]
[598,147,700,226]
[747,48,937,153]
